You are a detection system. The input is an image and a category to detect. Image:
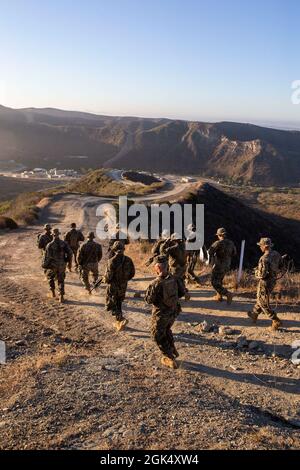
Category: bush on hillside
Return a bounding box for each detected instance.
[0,216,18,230]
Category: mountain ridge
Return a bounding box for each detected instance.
[0,105,299,186]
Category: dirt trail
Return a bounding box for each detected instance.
[0,194,299,449]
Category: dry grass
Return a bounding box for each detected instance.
[68,168,165,197]
[34,346,73,370]
[0,183,65,225]
[245,427,298,449]
[226,270,300,304]
[222,185,300,222]
[0,168,165,227]
[0,345,77,404]
[126,240,300,304]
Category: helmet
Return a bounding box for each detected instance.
[216,227,227,237]
[257,237,273,248]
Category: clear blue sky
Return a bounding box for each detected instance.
[0,0,299,126]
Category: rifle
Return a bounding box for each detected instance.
[276,254,294,280]
[90,276,104,293]
[145,256,154,267]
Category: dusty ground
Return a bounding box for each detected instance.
[0,194,299,450]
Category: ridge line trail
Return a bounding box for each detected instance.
[0,193,299,449]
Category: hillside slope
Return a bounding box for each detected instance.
[178,183,300,267]
[0,105,300,186]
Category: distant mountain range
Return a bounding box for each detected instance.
[1,105,300,186]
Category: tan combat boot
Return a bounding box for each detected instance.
[271,317,282,331]
[213,293,223,302]
[247,311,258,324]
[114,319,128,332]
[161,356,178,369]
[226,292,233,305]
[119,319,128,330]
[47,289,56,299]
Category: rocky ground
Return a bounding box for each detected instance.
[0,194,299,450]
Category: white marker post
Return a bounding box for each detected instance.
[237,240,245,287]
[0,340,6,365]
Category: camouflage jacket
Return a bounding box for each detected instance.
[64,229,84,249]
[78,240,102,266]
[104,253,135,285]
[151,238,165,256]
[44,239,73,268]
[255,250,283,281]
[38,233,53,251]
[161,239,187,267]
[145,238,165,265]
[208,238,237,271]
[145,273,185,316]
[108,231,129,251]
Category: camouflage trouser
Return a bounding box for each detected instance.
[186,251,200,283]
[46,263,66,295]
[151,312,177,359]
[70,247,78,268]
[211,268,228,296]
[105,282,127,321]
[170,264,188,292]
[40,250,47,275]
[253,279,277,319]
[80,262,99,290]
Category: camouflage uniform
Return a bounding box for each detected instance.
[253,249,283,319]
[208,237,237,296]
[64,228,84,269]
[161,238,187,284]
[107,230,129,259]
[43,237,73,295]
[185,232,201,284]
[38,232,53,252]
[78,235,102,292]
[104,244,135,321]
[145,238,166,267]
[145,273,185,359]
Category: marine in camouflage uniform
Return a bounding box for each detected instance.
[208,227,237,304]
[145,230,170,267]
[145,255,185,369]
[160,234,190,300]
[104,241,135,331]
[248,238,283,330]
[64,223,84,271]
[107,225,129,259]
[78,232,102,294]
[38,224,53,253]
[37,224,53,276]
[185,224,201,285]
[43,228,73,303]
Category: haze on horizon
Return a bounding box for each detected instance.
[0,0,299,128]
